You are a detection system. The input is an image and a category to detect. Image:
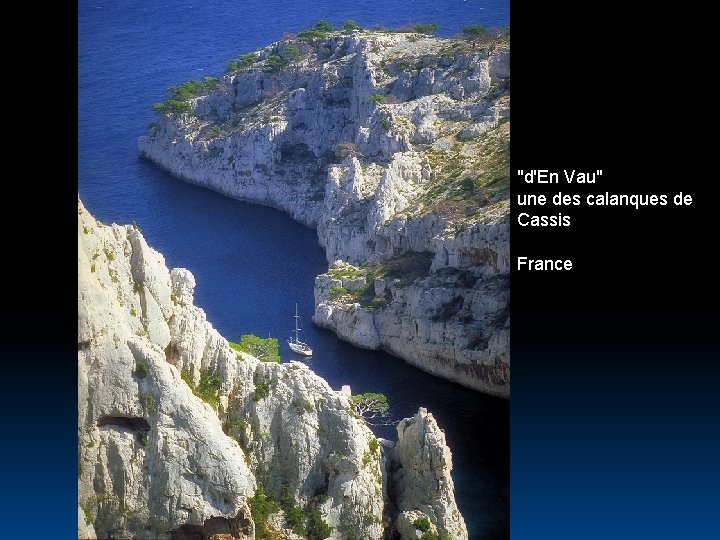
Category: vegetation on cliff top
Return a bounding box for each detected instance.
[297,19,334,39]
[413,515,452,540]
[340,19,362,32]
[327,252,434,309]
[230,334,280,363]
[414,22,439,35]
[421,122,510,223]
[249,485,332,540]
[153,77,219,114]
[156,21,507,103]
[350,392,392,425]
[149,23,510,227]
[226,52,258,73]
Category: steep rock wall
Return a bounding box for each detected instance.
[391,409,468,540]
[78,201,465,538]
[138,30,510,397]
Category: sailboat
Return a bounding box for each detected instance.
[288,303,313,356]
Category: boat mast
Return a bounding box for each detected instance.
[294,303,300,344]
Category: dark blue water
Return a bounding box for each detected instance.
[79,1,509,538]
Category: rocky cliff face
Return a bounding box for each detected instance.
[78,201,466,539]
[313,251,509,398]
[391,409,467,540]
[138,29,509,397]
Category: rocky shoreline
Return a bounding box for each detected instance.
[138,28,510,397]
[78,200,467,539]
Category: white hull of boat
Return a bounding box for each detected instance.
[288,340,313,356]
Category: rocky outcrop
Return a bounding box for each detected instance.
[78,201,465,539]
[78,202,255,539]
[314,218,510,397]
[138,29,509,396]
[390,409,467,540]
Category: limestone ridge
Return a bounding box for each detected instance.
[77,200,467,539]
[390,409,468,539]
[138,29,510,397]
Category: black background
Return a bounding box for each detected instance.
[510,2,718,539]
[511,4,715,314]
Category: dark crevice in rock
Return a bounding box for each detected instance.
[165,342,180,365]
[313,471,331,498]
[170,508,253,540]
[491,307,510,329]
[467,333,489,351]
[383,451,402,540]
[97,416,151,432]
[432,296,464,322]
[279,142,315,163]
[457,269,479,288]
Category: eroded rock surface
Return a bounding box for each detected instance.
[139,29,510,397]
[78,201,465,539]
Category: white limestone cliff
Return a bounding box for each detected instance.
[78,201,465,539]
[78,202,255,538]
[138,29,510,397]
[390,409,468,540]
